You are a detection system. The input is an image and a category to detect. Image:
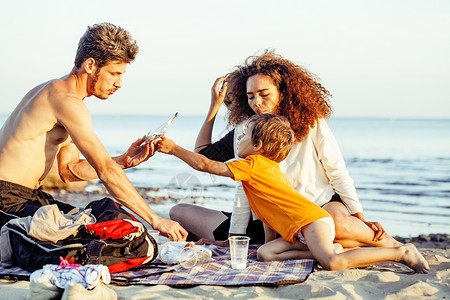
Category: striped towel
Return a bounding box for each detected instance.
[0,244,314,286]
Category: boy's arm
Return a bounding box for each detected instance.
[158,136,234,178]
[263,223,277,244]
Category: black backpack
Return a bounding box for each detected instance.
[5,198,158,273]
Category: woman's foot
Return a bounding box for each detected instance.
[399,243,430,273]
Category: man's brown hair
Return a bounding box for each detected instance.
[248,114,295,162]
[74,23,139,68]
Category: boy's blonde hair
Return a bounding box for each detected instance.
[248,114,295,162]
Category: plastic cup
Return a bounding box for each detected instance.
[148,230,159,243]
[229,236,250,269]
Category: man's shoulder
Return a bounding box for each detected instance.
[43,79,88,114]
[46,78,81,101]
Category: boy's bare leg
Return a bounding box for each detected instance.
[323,202,402,248]
[257,238,315,261]
[302,221,429,273]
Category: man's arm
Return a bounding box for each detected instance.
[58,137,154,182]
[158,136,234,178]
[54,98,187,241]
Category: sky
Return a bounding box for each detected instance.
[1,0,449,119]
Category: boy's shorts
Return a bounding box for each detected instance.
[296,217,336,245]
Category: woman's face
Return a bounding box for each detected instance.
[246,74,281,114]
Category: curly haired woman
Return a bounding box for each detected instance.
[170,50,401,251]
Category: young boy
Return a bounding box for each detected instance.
[157,114,429,273]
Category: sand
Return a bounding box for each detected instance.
[0,188,449,299]
[1,240,448,299]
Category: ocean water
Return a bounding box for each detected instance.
[1,114,449,237]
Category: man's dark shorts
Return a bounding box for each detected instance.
[0,180,76,227]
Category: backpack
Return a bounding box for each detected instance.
[5,197,158,274]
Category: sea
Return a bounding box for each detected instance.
[1,114,449,237]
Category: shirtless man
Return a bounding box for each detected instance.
[0,23,188,241]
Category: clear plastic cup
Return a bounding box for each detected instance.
[148,230,160,243]
[229,236,250,269]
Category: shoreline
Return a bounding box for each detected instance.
[48,185,450,239]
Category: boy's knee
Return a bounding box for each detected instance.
[257,245,273,262]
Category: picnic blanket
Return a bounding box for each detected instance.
[0,244,315,287]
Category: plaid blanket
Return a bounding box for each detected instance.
[0,244,315,287]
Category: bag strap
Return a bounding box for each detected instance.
[86,240,107,264]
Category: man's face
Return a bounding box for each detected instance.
[89,61,127,99]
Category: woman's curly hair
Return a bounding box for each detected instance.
[224,50,332,141]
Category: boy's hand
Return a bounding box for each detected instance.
[157,136,177,154]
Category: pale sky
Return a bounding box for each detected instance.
[1,0,449,118]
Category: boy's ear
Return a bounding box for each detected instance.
[253,140,264,152]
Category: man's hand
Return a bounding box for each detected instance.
[121,137,155,169]
[157,136,177,154]
[152,217,188,241]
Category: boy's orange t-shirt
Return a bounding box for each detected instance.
[226,155,331,243]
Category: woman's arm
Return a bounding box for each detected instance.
[198,130,235,162]
[229,184,252,235]
[195,76,228,152]
[315,119,387,240]
[314,119,363,214]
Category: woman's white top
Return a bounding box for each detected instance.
[229,118,363,234]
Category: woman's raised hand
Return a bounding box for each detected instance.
[210,76,228,108]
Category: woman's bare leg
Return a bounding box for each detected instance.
[302,221,429,273]
[322,202,402,248]
[169,204,228,241]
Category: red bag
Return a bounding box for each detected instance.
[86,219,140,240]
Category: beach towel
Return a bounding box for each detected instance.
[0,244,315,287]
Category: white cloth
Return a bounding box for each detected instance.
[30,263,111,290]
[229,119,362,234]
[29,205,95,243]
[295,217,336,245]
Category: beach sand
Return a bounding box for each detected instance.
[0,188,449,299]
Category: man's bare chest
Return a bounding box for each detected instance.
[47,125,69,145]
